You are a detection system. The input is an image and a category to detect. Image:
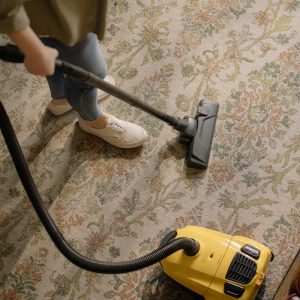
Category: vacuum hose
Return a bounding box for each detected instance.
[0,101,200,273]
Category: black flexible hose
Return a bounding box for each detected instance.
[0,101,200,273]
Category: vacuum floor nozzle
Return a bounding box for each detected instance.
[179,100,219,168]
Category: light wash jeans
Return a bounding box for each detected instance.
[41,33,107,121]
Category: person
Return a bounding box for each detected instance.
[0,0,148,149]
[286,265,300,300]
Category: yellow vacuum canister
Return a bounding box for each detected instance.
[160,226,273,300]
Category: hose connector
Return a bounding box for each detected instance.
[183,239,200,256]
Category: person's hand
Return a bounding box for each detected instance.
[8,26,58,76]
[24,45,58,76]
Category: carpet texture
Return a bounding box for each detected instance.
[1,0,300,299]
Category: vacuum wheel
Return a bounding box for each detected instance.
[255,279,266,300]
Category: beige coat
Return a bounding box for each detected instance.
[0,0,108,46]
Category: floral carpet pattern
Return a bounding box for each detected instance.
[1,0,300,299]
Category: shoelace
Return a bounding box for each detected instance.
[107,117,124,133]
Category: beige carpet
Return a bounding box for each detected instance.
[1,1,300,299]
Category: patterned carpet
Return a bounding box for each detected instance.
[1,0,300,299]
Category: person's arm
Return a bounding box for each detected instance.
[8,26,58,76]
[0,1,57,76]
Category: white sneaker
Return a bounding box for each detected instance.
[47,100,72,116]
[47,75,115,116]
[78,115,148,148]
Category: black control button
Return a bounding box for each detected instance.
[224,282,245,298]
[241,244,260,260]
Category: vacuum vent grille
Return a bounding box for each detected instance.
[226,253,257,284]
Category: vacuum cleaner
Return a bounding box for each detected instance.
[0,44,273,299]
